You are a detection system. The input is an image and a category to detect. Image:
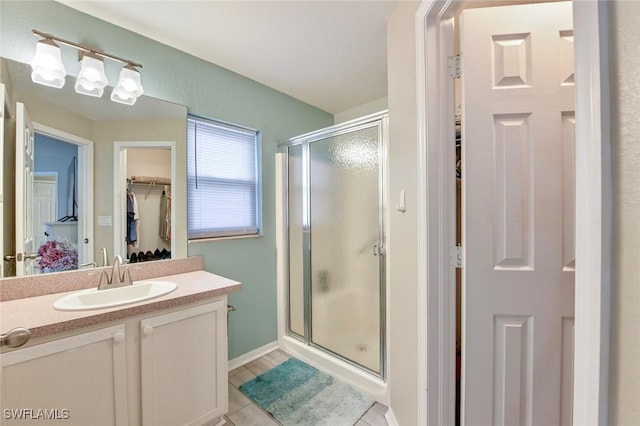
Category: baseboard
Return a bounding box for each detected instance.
[228,341,279,371]
[385,407,399,426]
[205,417,225,426]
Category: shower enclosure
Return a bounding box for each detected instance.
[282,112,387,378]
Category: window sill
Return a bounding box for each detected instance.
[188,233,263,243]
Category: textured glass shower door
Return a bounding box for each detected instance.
[287,118,384,376]
[309,124,382,374]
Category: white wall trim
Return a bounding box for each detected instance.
[385,407,400,426]
[572,2,612,424]
[227,340,279,371]
[414,2,429,419]
[415,1,458,424]
[416,1,611,425]
[33,122,94,266]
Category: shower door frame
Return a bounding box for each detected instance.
[280,111,388,380]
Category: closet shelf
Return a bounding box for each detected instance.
[127,177,171,187]
[128,181,171,187]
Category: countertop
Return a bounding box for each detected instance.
[0,270,241,340]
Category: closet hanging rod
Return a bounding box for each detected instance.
[127,178,171,186]
[127,182,171,187]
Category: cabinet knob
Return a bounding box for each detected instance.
[113,332,125,343]
[1,327,31,348]
[143,325,154,335]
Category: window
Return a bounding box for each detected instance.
[187,115,260,240]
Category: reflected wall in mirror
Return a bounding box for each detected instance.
[1,57,188,278]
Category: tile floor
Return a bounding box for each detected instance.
[224,349,389,426]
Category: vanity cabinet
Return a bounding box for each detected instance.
[0,298,228,426]
[140,300,228,426]
[0,325,129,426]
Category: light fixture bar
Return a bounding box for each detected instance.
[32,29,143,69]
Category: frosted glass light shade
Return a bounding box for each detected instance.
[75,53,108,97]
[110,65,143,105]
[31,39,66,88]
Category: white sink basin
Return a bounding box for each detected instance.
[53,281,177,311]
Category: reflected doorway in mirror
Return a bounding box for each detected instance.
[113,141,176,264]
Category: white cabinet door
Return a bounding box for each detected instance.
[0,325,128,426]
[460,2,575,426]
[140,300,228,426]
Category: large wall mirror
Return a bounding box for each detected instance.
[1,57,188,278]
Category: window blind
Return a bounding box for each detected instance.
[187,116,260,239]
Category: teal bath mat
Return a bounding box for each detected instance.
[239,357,374,426]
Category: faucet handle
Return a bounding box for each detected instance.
[100,247,110,267]
[89,270,111,290]
[123,268,134,286]
[110,255,124,285]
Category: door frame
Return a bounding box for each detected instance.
[416,1,612,425]
[33,123,94,266]
[113,141,176,261]
[0,83,10,277]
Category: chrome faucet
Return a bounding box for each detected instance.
[95,255,134,290]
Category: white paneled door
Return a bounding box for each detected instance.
[0,85,5,277]
[15,103,36,276]
[460,2,575,425]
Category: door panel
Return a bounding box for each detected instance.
[460,3,574,425]
[561,112,576,271]
[308,123,383,374]
[140,301,228,426]
[0,85,5,277]
[15,103,36,276]
[34,179,57,249]
[1,325,128,426]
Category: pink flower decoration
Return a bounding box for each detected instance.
[37,240,78,273]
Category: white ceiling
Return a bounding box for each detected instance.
[56,0,399,115]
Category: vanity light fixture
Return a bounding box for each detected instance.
[30,38,66,88]
[111,64,144,105]
[31,29,143,105]
[75,51,108,97]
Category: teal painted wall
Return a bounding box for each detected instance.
[1,1,334,359]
